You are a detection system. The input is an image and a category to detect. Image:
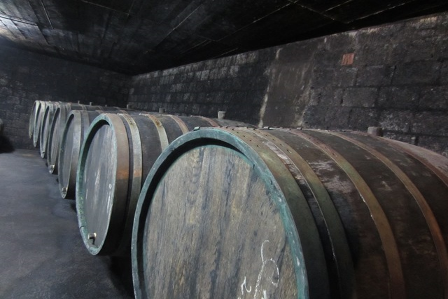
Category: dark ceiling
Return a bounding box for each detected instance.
[0,0,447,75]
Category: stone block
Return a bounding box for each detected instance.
[0,87,12,96]
[309,88,343,106]
[418,86,448,109]
[200,70,210,81]
[441,61,448,85]
[412,111,448,136]
[217,67,228,79]
[393,61,441,85]
[311,68,335,87]
[334,67,357,87]
[301,106,325,128]
[235,51,259,65]
[356,65,394,86]
[399,38,438,63]
[407,15,439,30]
[378,86,419,109]
[348,108,380,131]
[342,87,378,107]
[6,96,20,105]
[379,110,413,132]
[229,66,239,77]
[0,75,9,86]
[323,106,351,129]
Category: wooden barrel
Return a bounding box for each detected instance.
[58,110,101,199]
[76,113,249,256]
[32,101,48,147]
[131,127,448,299]
[39,102,60,158]
[28,100,41,139]
[47,104,127,174]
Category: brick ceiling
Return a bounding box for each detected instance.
[0,0,447,75]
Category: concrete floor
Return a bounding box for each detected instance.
[0,150,134,299]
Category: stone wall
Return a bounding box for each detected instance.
[2,12,447,155]
[129,49,274,124]
[128,12,448,156]
[0,46,130,150]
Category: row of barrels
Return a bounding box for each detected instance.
[29,101,448,298]
[28,101,129,196]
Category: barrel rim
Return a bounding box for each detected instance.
[47,102,72,173]
[47,105,62,172]
[39,102,59,157]
[76,113,130,256]
[131,127,326,299]
[28,100,40,139]
[33,101,48,147]
[58,111,79,198]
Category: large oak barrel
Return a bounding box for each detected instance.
[28,100,41,139]
[32,101,48,147]
[76,113,249,256]
[39,102,60,158]
[58,110,101,199]
[47,103,127,174]
[132,127,448,299]
[47,102,81,173]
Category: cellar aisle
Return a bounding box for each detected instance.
[0,150,133,299]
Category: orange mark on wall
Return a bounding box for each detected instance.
[341,53,355,65]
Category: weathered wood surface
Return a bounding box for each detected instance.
[132,127,448,299]
[47,103,128,174]
[76,113,250,256]
[58,110,100,199]
[39,102,59,158]
[47,102,75,174]
[28,100,40,139]
[32,101,47,147]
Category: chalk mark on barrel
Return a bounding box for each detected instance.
[238,240,280,299]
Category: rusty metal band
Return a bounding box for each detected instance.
[143,114,169,151]
[166,115,189,134]
[198,116,220,127]
[117,114,143,254]
[291,130,406,299]
[220,127,330,299]
[330,131,448,298]
[245,128,356,299]
[118,114,143,203]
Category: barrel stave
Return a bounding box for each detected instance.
[302,130,441,299]
[32,101,47,147]
[58,110,100,199]
[39,102,59,158]
[28,101,40,139]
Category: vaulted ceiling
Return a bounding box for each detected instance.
[0,0,447,75]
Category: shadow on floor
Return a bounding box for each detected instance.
[0,136,14,153]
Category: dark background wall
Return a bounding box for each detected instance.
[0,46,130,150]
[129,49,274,125]
[0,12,446,156]
[128,12,448,156]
